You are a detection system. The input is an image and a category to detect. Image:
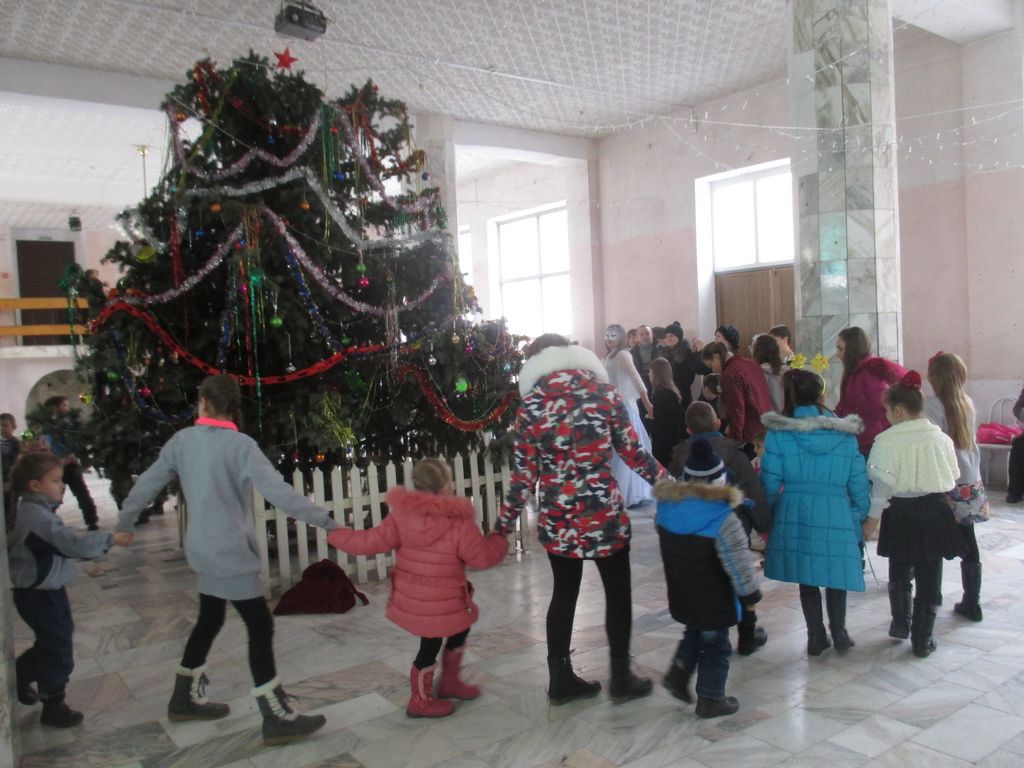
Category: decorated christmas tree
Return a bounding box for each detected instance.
[74,52,521,502]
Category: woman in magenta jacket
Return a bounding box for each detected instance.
[329,459,507,719]
[834,327,907,455]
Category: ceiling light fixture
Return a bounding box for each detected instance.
[274,1,328,42]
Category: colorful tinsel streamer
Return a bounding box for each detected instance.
[397,364,517,432]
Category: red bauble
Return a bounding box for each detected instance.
[357,276,370,288]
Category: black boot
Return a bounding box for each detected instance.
[911,599,938,658]
[609,655,653,702]
[546,656,601,704]
[825,589,855,651]
[800,586,831,656]
[168,665,231,721]
[736,613,768,656]
[953,562,983,622]
[39,690,83,728]
[16,656,38,706]
[253,677,326,746]
[888,581,912,639]
[695,696,740,719]
[662,661,694,703]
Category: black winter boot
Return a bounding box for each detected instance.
[609,655,652,702]
[662,661,694,703]
[695,696,740,719]
[39,690,83,728]
[888,581,912,639]
[911,599,938,658]
[16,656,38,706]
[825,589,855,651]
[799,586,831,656]
[953,562,983,622]
[253,677,326,746]
[736,613,768,656]
[546,656,601,704]
[168,665,231,721]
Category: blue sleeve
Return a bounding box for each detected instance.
[847,441,870,524]
[760,433,785,507]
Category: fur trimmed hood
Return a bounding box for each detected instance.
[761,411,864,435]
[654,478,744,507]
[517,344,608,397]
[385,485,476,520]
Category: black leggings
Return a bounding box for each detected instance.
[181,593,276,686]
[413,629,470,669]
[547,547,632,659]
[890,559,943,606]
[959,523,980,565]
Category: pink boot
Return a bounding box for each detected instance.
[438,646,481,700]
[406,665,454,718]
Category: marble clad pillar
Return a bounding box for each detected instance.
[790,0,902,403]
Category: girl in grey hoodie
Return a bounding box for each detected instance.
[117,375,338,746]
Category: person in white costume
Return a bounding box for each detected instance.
[603,324,657,506]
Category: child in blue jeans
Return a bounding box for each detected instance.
[654,439,761,718]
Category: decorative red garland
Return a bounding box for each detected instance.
[92,302,389,385]
[397,364,517,432]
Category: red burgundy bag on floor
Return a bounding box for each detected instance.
[273,559,369,615]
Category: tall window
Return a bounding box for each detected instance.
[709,161,793,272]
[496,205,570,338]
[457,225,473,286]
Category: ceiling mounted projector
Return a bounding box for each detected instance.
[275,1,328,41]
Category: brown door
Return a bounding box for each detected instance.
[714,266,795,355]
[16,240,76,345]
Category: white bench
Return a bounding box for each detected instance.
[979,396,1019,487]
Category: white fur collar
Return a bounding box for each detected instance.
[518,344,608,397]
[761,411,864,434]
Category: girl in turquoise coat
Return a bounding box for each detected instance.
[761,370,870,656]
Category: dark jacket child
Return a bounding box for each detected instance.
[117,375,338,746]
[2,412,22,529]
[649,358,685,468]
[41,396,99,530]
[654,439,761,719]
[329,459,507,718]
[7,452,131,727]
[669,402,771,657]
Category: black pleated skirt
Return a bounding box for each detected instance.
[877,493,967,562]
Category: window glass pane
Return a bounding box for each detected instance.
[541,274,572,336]
[457,227,473,285]
[711,180,756,270]
[499,217,539,280]
[755,173,794,264]
[501,278,544,338]
[538,209,569,274]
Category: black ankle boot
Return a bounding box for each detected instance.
[953,562,983,622]
[911,599,938,658]
[736,620,768,656]
[800,585,831,656]
[825,589,855,651]
[662,661,694,703]
[253,677,326,746]
[609,655,652,702]
[39,690,83,728]
[546,656,601,704]
[888,581,912,639]
[16,658,38,705]
[695,696,739,719]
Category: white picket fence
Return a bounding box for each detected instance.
[250,449,526,595]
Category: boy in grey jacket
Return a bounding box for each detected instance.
[7,452,130,727]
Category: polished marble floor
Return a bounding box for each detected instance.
[11,474,1024,768]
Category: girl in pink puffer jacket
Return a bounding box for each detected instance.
[327,459,507,718]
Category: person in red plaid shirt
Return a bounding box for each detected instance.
[701,341,774,445]
[495,334,668,705]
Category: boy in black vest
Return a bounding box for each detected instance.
[654,439,761,718]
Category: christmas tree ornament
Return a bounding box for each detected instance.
[315,452,326,463]
[174,110,188,122]
[333,171,346,181]
[139,386,153,397]
[269,315,284,329]
[210,202,222,213]
[421,172,430,181]
[358,276,370,288]
[451,332,460,344]
[106,370,121,382]
[300,199,311,210]
[79,392,93,404]
[341,336,351,346]
[455,375,469,394]
[427,354,437,366]
[20,429,34,442]
[355,262,367,274]
[502,361,512,373]
[274,47,298,70]
[195,228,206,238]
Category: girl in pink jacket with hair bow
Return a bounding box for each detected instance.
[327,458,507,718]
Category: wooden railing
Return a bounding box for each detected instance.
[243,449,525,593]
[0,297,88,337]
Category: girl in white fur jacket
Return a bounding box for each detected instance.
[865,371,966,658]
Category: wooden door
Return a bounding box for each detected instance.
[714,266,795,354]
[16,240,76,345]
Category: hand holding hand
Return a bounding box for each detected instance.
[112,532,133,547]
[861,518,879,540]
